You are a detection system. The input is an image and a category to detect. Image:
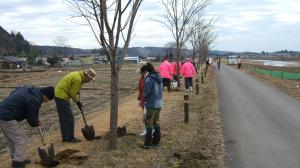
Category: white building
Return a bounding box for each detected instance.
[124,57,139,64]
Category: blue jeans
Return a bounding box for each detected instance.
[54,97,74,141]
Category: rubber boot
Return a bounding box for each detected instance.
[143,128,153,149]
[152,126,161,147]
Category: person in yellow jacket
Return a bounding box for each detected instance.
[54,68,96,143]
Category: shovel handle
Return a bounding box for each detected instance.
[38,126,46,146]
[78,105,88,126]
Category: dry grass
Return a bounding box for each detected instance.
[81,67,225,168]
[0,65,226,168]
[245,63,300,73]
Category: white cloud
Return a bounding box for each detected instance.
[0,0,300,51]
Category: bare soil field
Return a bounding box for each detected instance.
[0,65,225,168]
[0,64,140,155]
[231,64,300,101]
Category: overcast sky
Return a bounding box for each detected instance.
[1,0,300,52]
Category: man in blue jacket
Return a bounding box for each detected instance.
[142,63,163,149]
[0,86,54,168]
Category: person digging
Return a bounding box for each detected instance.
[0,86,54,168]
[54,68,96,143]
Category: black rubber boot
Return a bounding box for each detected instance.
[12,161,26,168]
[152,126,161,147]
[143,128,153,149]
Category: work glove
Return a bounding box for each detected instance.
[77,101,83,108]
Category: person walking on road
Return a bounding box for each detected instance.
[54,68,96,143]
[159,57,172,92]
[181,58,196,92]
[0,86,54,168]
[217,57,221,71]
[142,63,163,149]
[237,56,242,69]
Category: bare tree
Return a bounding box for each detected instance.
[53,36,68,56]
[66,0,143,149]
[164,41,176,60]
[188,15,216,66]
[157,0,211,85]
[197,23,216,66]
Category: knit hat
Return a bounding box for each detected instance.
[41,86,55,100]
[84,68,96,80]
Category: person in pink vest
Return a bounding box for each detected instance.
[159,57,172,92]
[171,61,182,83]
[181,58,196,92]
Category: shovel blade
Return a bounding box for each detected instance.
[38,143,58,167]
[81,125,95,140]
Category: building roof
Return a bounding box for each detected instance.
[1,56,24,63]
[61,57,71,62]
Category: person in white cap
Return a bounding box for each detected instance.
[54,68,96,143]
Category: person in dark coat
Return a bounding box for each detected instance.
[217,57,221,71]
[142,63,163,149]
[0,86,54,168]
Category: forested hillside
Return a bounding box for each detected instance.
[0,26,39,64]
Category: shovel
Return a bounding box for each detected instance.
[78,105,96,140]
[37,126,58,167]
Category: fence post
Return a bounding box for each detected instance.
[184,93,189,123]
[196,79,199,95]
[201,71,204,84]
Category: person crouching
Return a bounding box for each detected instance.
[0,86,54,168]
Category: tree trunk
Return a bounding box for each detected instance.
[109,71,119,149]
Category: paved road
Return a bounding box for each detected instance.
[217,65,300,168]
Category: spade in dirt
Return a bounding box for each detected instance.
[37,126,59,167]
[78,104,96,140]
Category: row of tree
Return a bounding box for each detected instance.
[159,0,215,85]
[65,0,215,149]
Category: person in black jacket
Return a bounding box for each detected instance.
[0,86,54,168]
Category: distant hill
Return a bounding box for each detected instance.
[1,26,299,60]
[0,26,34,56]
[35,45,92,56]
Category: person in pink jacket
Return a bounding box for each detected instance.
[159,58,172,92]
[171,61,182,83]
[181,58,196,92]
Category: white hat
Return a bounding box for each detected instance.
[85,68,96,80]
